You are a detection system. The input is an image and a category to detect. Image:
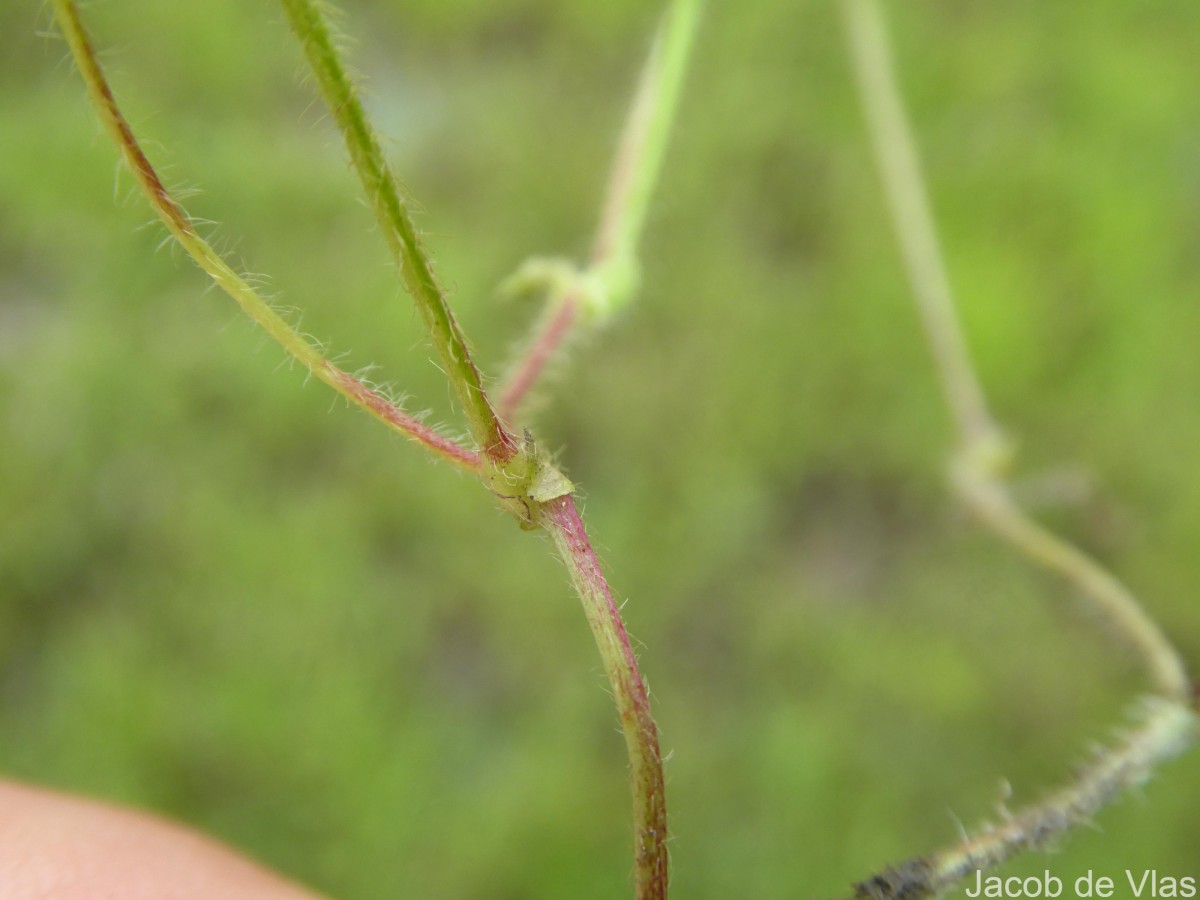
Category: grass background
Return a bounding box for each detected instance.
[3,1,1199,896]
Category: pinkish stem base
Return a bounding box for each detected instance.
[542,495,668,899]
[499,294,580,424]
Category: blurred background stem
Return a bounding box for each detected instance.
[841,0,1195,893]
[498,0,701,423]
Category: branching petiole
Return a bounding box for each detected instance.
[53,0,481,474]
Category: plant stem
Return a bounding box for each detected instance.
[279,0,517,465]
[543,495,668,900]
[59,7,661,894]
[53,0,481,475]
[283,0,673,871]
[841,0,1195,894]
[842,0,1190,703]
[847,699,1196,900]
[590,0,701,273]
[841,0,998,451]
[953,463,1190,700]
[498,0,701,423]
[498,291,580,423]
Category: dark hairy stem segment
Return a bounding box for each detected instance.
[847,699,1195,900]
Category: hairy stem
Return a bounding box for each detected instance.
[543,496,668,900]
[841,0,1195,894]
[498,0,701,422]
[279,0,516,464]
[54,0,481,474]
[59,8,665,893]
[848,699,1196,900]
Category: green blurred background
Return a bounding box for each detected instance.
[3,1,1199,896]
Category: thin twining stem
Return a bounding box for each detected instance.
[841,0,997,450]
[280,0,517,465]
[590,0,701,271]
[53,0,481,475]
[498,0,701,423]
[542,495,668,900]
[841,0,1195,896]
[954,466,1190,701]
[842,0,1189,702]
[847,699,1196,900]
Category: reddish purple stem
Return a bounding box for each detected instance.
[542,495,668,899]
[327,364,482,471]
[498,294,580,424]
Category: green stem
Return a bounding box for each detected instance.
[591,0,702,279]
[842,0,1190,703]
[841,0,1195,895]
[498,0,702,422]
[58,4,664,893]
[953,462,1191,700]
[543,496,668,900]
[279,0,516,464]
[53,0,481,474]
[841,0,997,450]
